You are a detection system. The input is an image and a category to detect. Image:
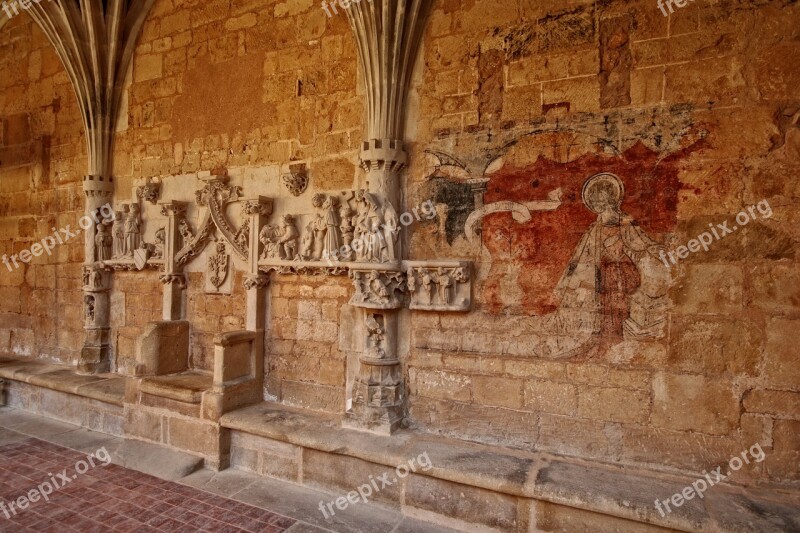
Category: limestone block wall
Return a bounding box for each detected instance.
[0,0,798,487]
[0,15,87,364]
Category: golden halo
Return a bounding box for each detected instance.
[581,173,625,214]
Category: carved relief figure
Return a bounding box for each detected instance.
[84,295,96,323]
[365,314,386,358]
[436,267,453,305]
[339,206,355,260]
[235,219,250,252]
[259,225,281,260]
[323,196,341,258]
[420,268,433,304]
[311,194,328,260]
[368,271,390,304]
[299,221,315,260]
[278,215,299,259]
[352,272,366,302]
[407,270,417,295]
[152,228,166,259]
[94,218,113,261]
[112,210,126,259]
[178,218,194,250]
[383,201,400,261]
[124,203,142,256]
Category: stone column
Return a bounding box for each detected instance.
[79,175,114,374]
[158,201,187,320]
[343,0,431,434]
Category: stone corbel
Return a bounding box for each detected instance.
[137,177,162,204]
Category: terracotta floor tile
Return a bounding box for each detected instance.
[0,438,296,532]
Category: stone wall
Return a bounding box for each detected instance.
[0,0,798,486]
[0,15,86,364]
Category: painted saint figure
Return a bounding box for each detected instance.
[533,173,669,357]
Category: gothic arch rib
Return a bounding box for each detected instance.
[26,0,157,178]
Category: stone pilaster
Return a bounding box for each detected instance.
[159,201,188,320]
[243,197,273,386]
[79,175,114,374]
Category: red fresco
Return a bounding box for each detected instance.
[481,141,691,315]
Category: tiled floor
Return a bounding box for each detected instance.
[0,438,295,532]
[0,407,460,533]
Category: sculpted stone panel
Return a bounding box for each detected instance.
[406,261,472,312]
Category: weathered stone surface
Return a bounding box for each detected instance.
[652,373,740,435]
[404,474,519,531]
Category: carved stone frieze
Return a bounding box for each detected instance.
[349,268,405,310]
[82,265,107,292]
[405,261,472,312]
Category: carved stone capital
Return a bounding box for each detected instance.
[159,200,187,217]
[360,139,408,175]
[82,175,114,197]
[349,268,405,310]
[82,265,109,292]
[242,196,274,217]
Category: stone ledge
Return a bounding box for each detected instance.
[221,402,800,533]
[0,357,125,406]
[140,371,213,404]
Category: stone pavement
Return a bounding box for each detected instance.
[0,407,459,533]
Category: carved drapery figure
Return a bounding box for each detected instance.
[436,267,453,305]
[94,218,113,261]
[152,228,166,259]
[421,268,433,304]
[299,221,315,260]
[383,201,400,261]
[124,203,142,256]
[112,211,125,258]
[323,196,341,258]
